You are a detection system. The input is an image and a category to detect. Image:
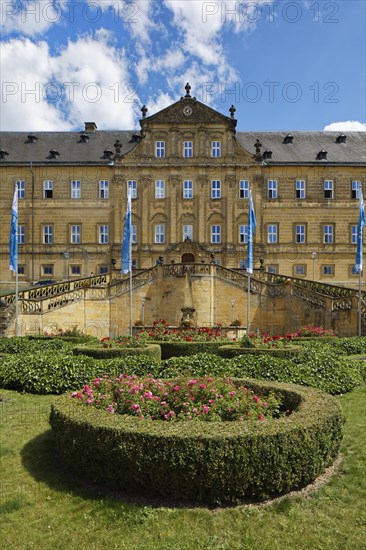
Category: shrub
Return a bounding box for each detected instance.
[50,379,344,505]
[73,344,161,361]
[218,345,302,359]
[0,336,73,354]
[154,341,230,359]
[161,353,231,377]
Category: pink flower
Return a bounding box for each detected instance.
[252,395,259,403]
[107,405,115,414]
[199,384,206,389]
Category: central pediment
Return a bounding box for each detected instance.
[140,94,237,131]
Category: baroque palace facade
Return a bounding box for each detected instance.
[0,84,366,291]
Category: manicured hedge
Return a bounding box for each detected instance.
[0,336,73,354]
[217,345,303,359]
[151,341,232,359]
[50,379,344,505]
[73,344,161,361]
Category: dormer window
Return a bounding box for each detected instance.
[131,132,141,143]
[317,149,328,160]
[263,149,272,160]
[49,149,59,159]
[283,134,294,144]
[27,133,38,143]
[336,133,347,143]
[103,148,113,160]
[79,132,89,143]
[0,149,9,159]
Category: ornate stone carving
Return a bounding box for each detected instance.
[169,175,181,187]
[113,175,125,187]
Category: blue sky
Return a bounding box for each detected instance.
[1,0,365,132]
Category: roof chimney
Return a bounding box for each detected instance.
[84,122,97,133]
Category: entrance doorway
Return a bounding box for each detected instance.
[181,253,195,263]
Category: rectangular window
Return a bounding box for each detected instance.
[351,225,357,245]
[294,264,306,276]
[71,265,81,276]
[322,265,334,275]
[17,225,25,244]
[128,180,137,199]
[295,224,306,244]
[43,225,53,244]
[211,141,221,157]
[71,225,81,244]
[155,180,165,199]
[239,180,249,199]
[99,266,109,274]
[155,224,165,243]
[183,180,193,199]
[43,265,54,275]
[267,224,278,244]
[239,259,246,269]
[43,180,53,199]
[211,225,221,243]
[183,225,193,241]
[132,259,137,270]
[16,180,25,199]
[351,265,358,276]
[71,180,81,199]
[239,225,249,243]
[99,225,109,244]
[324,180,334,199]
[323,224,334,244]
[183,141,193,158]
[18,265,25,275]
[211,180,221,199]
[296,179,306,199]
[268,180,277,199]
[351,181,361,199]
[131,224,137,244]
[99,180,109,199]
[267,265,278,274]
[155,141,165,158]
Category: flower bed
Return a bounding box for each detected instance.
[50,378,344,505]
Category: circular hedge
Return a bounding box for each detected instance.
[50,378,344,505]
[72,343,161,361]
[217,345,302,359]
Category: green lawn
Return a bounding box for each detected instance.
[1,386,365,550]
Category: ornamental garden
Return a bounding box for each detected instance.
[1,323,366,544]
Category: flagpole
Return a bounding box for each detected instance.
[247,273,251,335]
[129,225,133,337]
[358,269,362,337]
[246,188,256,336]
[15,266,19,337]
[356,183,365,336]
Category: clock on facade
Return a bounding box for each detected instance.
[183,106,193,117]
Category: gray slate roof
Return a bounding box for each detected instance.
[0,130,365,165]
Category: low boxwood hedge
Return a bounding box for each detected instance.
[73,344,161,361]
[151,341,231,359]
[217,345,303,359]
[50,379,344,505]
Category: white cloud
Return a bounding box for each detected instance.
[0,0,62,37]
[324,121,366,132]
[0,34,140,131]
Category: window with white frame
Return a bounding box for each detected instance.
[211,225,221,243]
[99,225,109,244]
[131,224,137,244]
[154,224,165,243]
[351,225,358,244]
[268,179,277,199]
[43,225,53,244]
[183,180,193,199]
[43,180,53,199]
[322,265,334,275]
[239,225,249,243]
[211,141,221,157]
[323,224,334,244]
[267,265,278,274]
[183,141,193,158]
[295,179,306,199]
[99,180,109,199]
[155,180,165,199]
[71,180,81,199]
[211,180,221,199]
[17,225,25,244]
[183,225,193,241]
[128,180,137,199]
[294,264,306,276]
[16,180,25,199]
[71,225,81,244]
[295,224,306,244]
[239,180,249,199]
[42,264,54,275]
[267,224,278,243]
[351,181,361,199]
[155,141,165,158]
[324,180,334,199]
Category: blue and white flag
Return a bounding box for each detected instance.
[121,182,132,274]
[9,184,18,273]
[356,185,365,273]
[246,189,257,274]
